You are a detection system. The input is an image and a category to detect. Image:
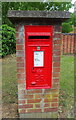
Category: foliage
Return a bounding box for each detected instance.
[2,2,72,26]
[62,22,73,33]
[69,13,76,27]
[1,24,16,57]
[62,13,75,33]
[1,2,73,57]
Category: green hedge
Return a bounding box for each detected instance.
[62,22,73,33]
[0,24,16,57]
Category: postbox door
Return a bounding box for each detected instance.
[27,46,52,88]
[25,25,53,89]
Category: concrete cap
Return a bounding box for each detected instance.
[7,10,70,24]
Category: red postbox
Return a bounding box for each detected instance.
[25,25,53,89]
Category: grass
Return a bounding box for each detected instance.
[2,54,74,118]
[2,54,18,103]
[59,55,74,118]
[60,55,74,94]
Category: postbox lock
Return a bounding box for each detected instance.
[37,46,40,50]
[32,67,36,73]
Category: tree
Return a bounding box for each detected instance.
[0,24,16,57]
[2,2,72,26]
[1,2,73,57]
[62,22,73,33]
[70,13,76,27]
[62,13,76,33]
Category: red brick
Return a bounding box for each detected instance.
[53,62,60,67]
[54,33,61,38]
[35,103,50,108]
[44,89,51,93]
[35,94,43,98]
[16,51,24,57]
[44,89,58,93]
[51,103,58,107]
[53,72,60,77]
[16,32,19,38]
[35,104,40,108]
[52,94,59,97]
[17,57,25,63]
[27,99,41,103]
[44,99,52,102]
[18,84,25,90]
[16,45,24,50]
[18,90,25,94]
[53,79,59,83]
[53,68,60,72]
[44,103,50,107]
[51,89,59,92]
[27,89,42,94]
[53,84,60,88]
[18,100,26,104]
[27,109,42,113]
[19,109,26,114]
[16,38,24,44]
[18,94,25,99]
[17,68,25,73]
[18,79,25,84]
[53,57,60,61]
[19,104,33,108]
[17,63,24,67]
[53,51,61,56]
[52,98,58,102]
[44,108,58,112]
[53,40,61,44]
[53,45,61,50]
[54,25,62,32]
[17,74,25,79]
[24,95,34,99]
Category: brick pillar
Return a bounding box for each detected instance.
[16,24,62,118]
[7,10,70,119]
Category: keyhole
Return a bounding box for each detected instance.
[32,67,34,70]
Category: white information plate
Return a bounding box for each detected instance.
[34,51,44,67]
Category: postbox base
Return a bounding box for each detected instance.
[20,112,58,118]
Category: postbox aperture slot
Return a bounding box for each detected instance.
[28,36,50,39]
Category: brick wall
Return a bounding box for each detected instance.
[61,33,76,54]
[16,24,61,117]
